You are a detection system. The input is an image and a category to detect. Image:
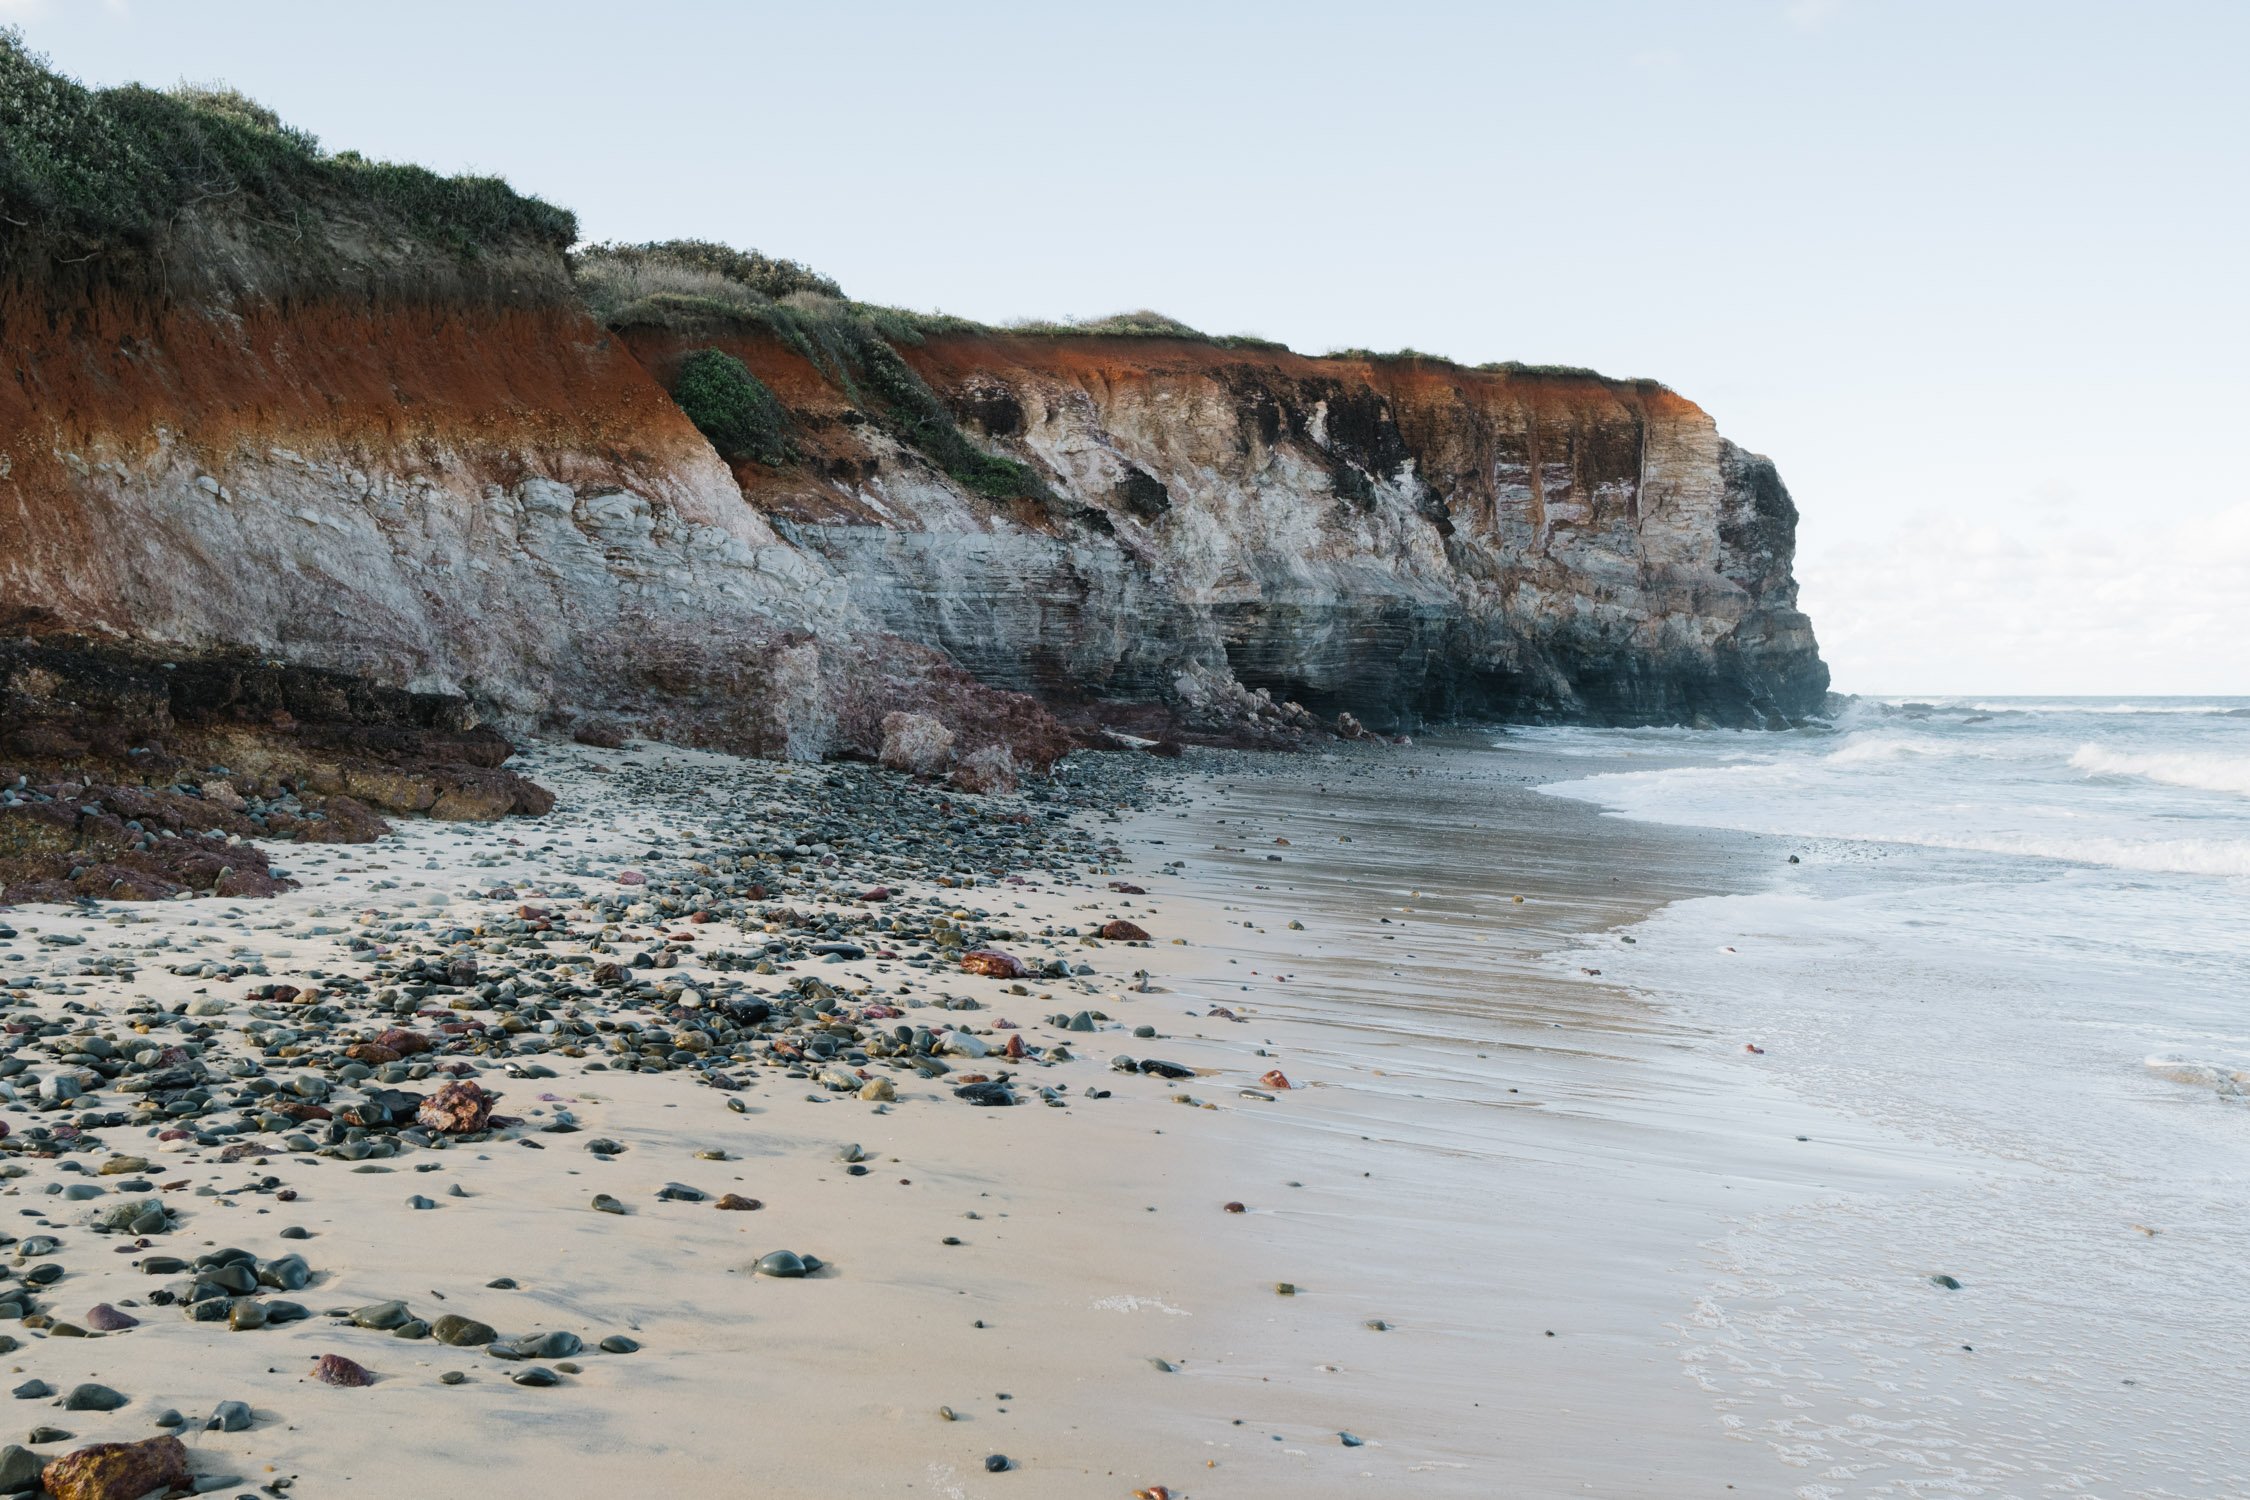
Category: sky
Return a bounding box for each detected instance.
[8,0,2247,695]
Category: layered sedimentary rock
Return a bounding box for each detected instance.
[0,635,554,903]
[0,223,1074,763]
[631,328,1826,729]
[3,156,1822,750]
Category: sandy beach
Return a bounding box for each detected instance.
[0,735,1959,1500]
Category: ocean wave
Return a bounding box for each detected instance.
[1823,732,1984,766]
[1544,772,2250,876]
[1867,698,2250,716]
[2069,745,2250,797]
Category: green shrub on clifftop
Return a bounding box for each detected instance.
[671,350,796,468]
[0,30,574,263]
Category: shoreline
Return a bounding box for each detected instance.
[0,735,1913,1498]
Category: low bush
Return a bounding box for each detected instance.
[671,349,795,468]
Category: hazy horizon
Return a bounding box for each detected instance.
[8,0,2244,696]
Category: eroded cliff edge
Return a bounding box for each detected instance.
[1,48,1825,763]
[628,324,1825,730]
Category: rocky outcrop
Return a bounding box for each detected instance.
[0,634,553,902]
[629,328,1826,730]
[0,49,1823,754]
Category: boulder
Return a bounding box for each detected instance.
[40,1437,188,1500]
[878,712,955,776]
[950,744,1016,795]
[416,1081,495,1135]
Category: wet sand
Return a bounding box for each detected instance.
[0,738,1939,1497]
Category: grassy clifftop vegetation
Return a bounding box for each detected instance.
[0,29,574,266]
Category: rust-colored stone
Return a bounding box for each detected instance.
[41,1436,189,1500]
[959,949,1028,979]
[1099,919,1151,941]
[372,1027,432,1056]
[312,1353,373,1387]
[416,1080,495,1134]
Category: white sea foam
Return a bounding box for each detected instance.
[1526,699,2250,878]
[1505,706,2250,1493]
[2069,744,2250,796]
[1823,731,1991,765]
[1867,697,2250,716]
[2144,1054,2250,1099]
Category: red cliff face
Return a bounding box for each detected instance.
[1,238,1071,764]
[3,222,1823,755]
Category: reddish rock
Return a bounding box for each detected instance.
[41,1436,189,1500]
[950,744,1017,795]
[345,1042,402,1065]
[416,1080,496,1135]
[312,1353,373,1387]
[572,717,627,749]
[1260,1069,1293,1091]
[879,710,955,776]
[959,949,1028,979]
[862,886,892,902]
[1099,919,1151,942]
[83,1303,137,1330]
[372,1027,432,1056]
[715,1194,763,1211]
[1107,881,1147,894]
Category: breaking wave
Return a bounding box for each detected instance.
[2070,745,2250,797]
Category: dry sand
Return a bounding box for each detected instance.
[0,738,1940,1498]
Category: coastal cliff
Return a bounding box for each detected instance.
[628,324,1823,730]
[1,42,1826,765]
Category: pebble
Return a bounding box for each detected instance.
[312,1354,372,1388]
[0,714,1186,1494]
[431,1315,496,1347]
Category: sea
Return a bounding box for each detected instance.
[1512,696,2250,1498]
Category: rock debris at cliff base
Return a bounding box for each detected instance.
[0,737,1336,1493]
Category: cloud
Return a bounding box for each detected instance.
[1800,500,2250,696]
